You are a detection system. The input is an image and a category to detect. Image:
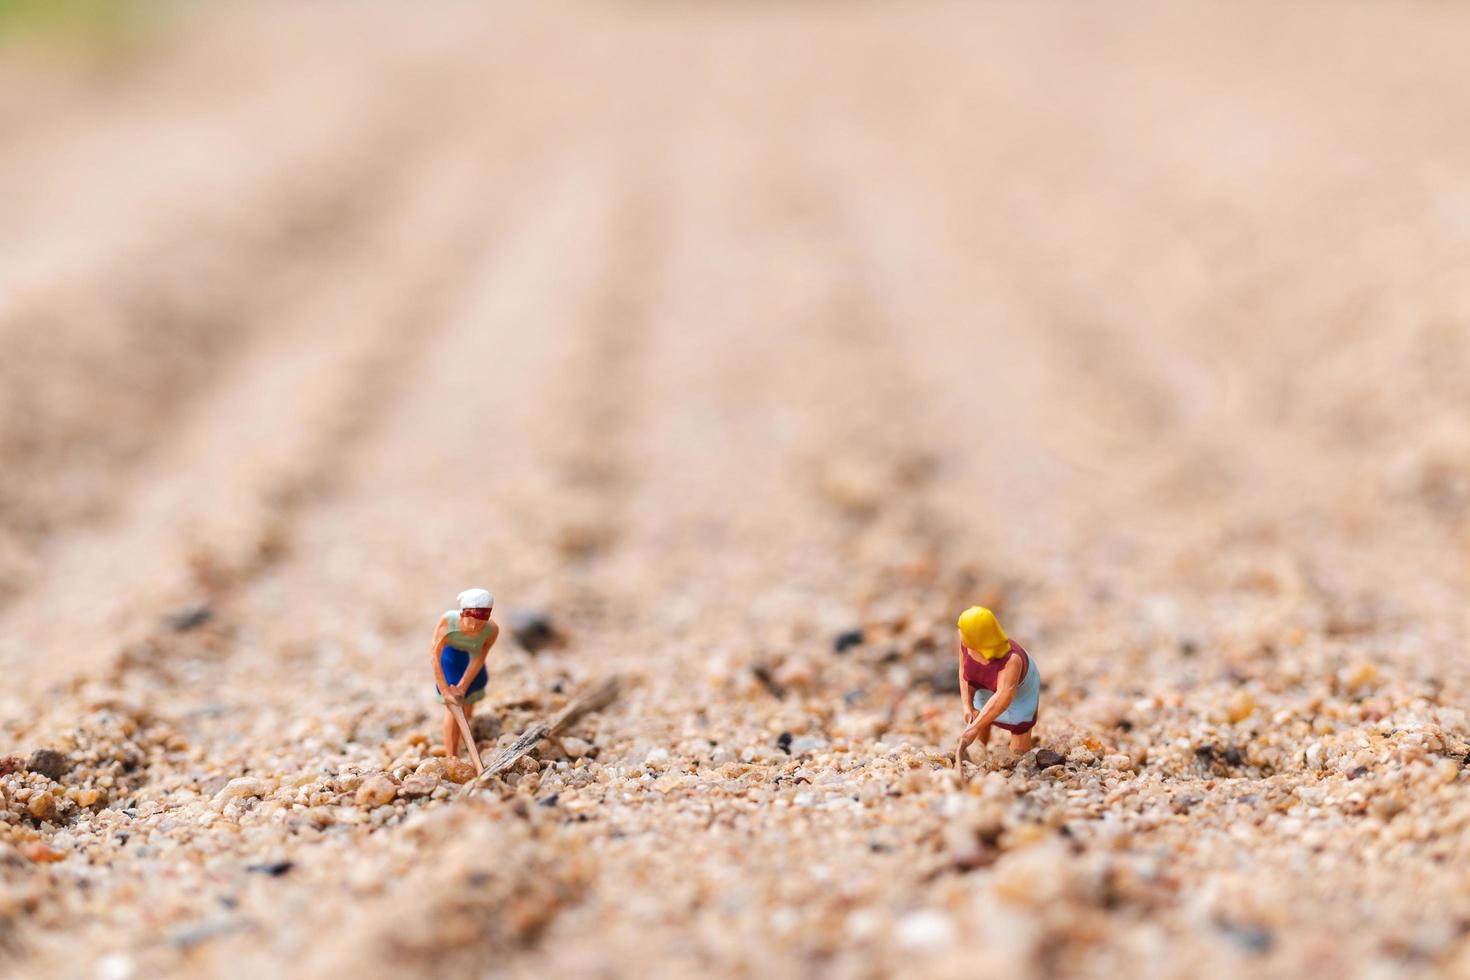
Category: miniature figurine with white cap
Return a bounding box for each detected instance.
[430,588,500,769]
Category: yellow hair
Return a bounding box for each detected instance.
[958,606,1009,660]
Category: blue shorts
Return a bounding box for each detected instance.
[436,646,488,704]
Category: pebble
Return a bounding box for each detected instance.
[833,628,865,653]
[199,775,229,796]
[442,758,476,784]
[168,917,241,950]
[26,749,70,782]
[1066,746,1097,767]
[355,774,400,808]
[28,792,58,821]
[1339,661,1380,694]
[218,778,270,801]
[70,788,104,808]
[401,774,440,798]
[19,839,64,863]
[560,737,594,759]
[1218,921,1275,954]
[895,909,955,949]
[1370,793,1406,821]
[95,954,136,980]
[790,735,830,756]
[1225,691,1256,723]
[508,609,563,653]
[163,602,214,632]
[1034,749,1065,769]
[927,669,960,695]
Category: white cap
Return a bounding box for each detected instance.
[457,588,494,610]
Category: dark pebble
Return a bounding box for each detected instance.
[245,860,294,877]
[928,669,960,695]
[776,732,793,754]
[538,794,560,807]
[164,602,214,632]
[26,749,69,782]
[470,714,502,741]
[1347,765,1369,780]
[1194,744,1217,763]
[1223,747,1244,767]
[1034,748,1065,769]
[751,665,787,700]
[168,918,241,951]
[508,610,563,654]
[833,629,865,653]
[0,755,22,777]
[1218,921,1274,954]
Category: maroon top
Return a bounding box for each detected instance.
[962,640,1030,693]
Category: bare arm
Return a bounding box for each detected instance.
[968,657,1022,731]
[453,621,499,696]
[429,617,457,703]
[958,636,975,722]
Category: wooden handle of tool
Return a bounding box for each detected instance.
[450,702,484,773]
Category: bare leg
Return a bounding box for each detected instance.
[443,706,460,760]
[1010,711,1038,756]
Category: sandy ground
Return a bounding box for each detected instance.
[4,1,1470,977]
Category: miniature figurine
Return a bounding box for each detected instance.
[430,588,500,771]
[954,606,1041,772]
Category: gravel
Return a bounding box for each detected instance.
[4,3,1470,978]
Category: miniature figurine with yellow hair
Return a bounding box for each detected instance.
[954,606,1041,773]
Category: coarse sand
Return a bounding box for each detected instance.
[4,2,1470,977]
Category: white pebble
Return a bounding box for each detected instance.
[217,778,269,801]
[895,909,955,950]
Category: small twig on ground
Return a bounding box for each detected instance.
[458,676,622,798]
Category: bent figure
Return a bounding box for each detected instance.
[429,588,500,762]
[954,606,1041,772]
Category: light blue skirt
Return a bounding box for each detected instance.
[973,658,1041,733]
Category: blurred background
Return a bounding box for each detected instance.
[4,0,1469,664]
[4,0,1470,975]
